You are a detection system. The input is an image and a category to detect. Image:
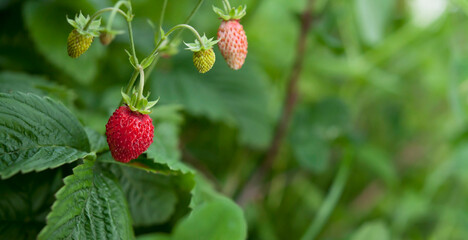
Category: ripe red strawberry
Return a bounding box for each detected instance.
[105,106,154,163]
[217,20,248,70]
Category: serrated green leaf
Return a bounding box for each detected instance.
[85,127,108,153]
[97,152,175,175]
[0,92,90,179]
[146,122,193,174]
[108,164,178,226]
[23,2,104,85]
[38,160,135,240]
[151,62,274,149]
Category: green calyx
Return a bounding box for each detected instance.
[121,88,158,114]
[212,5,246,21]
[184,35,219,52]
[67,12,102,37]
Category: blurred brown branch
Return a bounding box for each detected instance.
[236,0,315,206]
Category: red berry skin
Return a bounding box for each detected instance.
[217,20,248,70]
[105,106,154,163]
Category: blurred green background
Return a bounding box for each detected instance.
[2,0,468,239]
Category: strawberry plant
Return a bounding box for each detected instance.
[1,0,248,239]
[4,0,468,239]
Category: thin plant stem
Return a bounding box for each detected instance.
[138,66,145,99]
[127,21,139,65]
[145,0,204,78]
[300,151,352,240]
[119,70,140,106]
[166,24,203,44]
[84,8,127,30]
[172,0,205,41]
[143,56,160,81]
[148,24,203,59]
[158,0,169,39]
[185,0,205,25]
[106,1,128,30]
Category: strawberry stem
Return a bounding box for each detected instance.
[119,0,205,107]
[83,7,127,31]
[138,66,145,101]
[145,0,205,78]
[148,24,204,59]
[106,1,129,30]
[158,0,169,40]
[119,70,139,106]
[127,20,139,66]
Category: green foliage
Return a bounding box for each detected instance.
[108,164,179,226]
[290,98,350,172]
[137,233,171,240]
[354,0,395,45]
[146,122,192,173]
[3,0,468,239]
[0,170,63,240]
[0,92,89,179]
[0,71,75,105]
[85,127,109,153]
[350,220,390,240]
[23,1,105,85]
[173,175,247,240]
[152,62,274,149]
[38,160,135,240]
[173,197,247,240]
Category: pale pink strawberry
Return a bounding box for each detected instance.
[217,20,248,70]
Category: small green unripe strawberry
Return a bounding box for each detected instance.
[66,12,101,58]
[185,35,219,74]
[193,48,215,73]
[99,31,115,46]
[67,29,93,58]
